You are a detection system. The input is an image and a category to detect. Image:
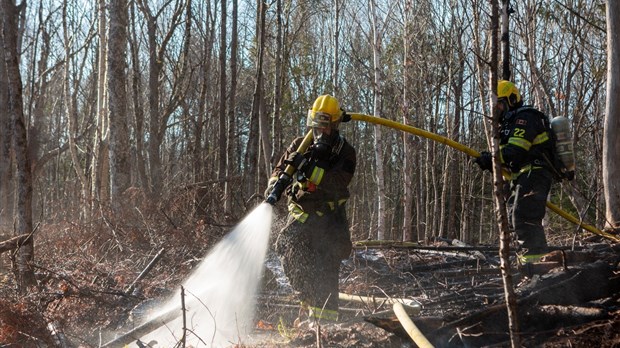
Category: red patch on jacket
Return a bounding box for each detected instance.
[307,182,316,192]
[516,119,527,126]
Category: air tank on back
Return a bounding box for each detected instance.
[550,116,576,173]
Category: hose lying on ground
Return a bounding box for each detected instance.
[393,302,434,348]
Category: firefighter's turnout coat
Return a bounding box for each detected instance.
[271,132,356,319]
[500,106,554,254]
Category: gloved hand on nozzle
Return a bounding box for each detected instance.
[475,151,493,172]
[264,176,278,198]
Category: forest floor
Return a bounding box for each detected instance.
[1,202,619,347]
[249,238,620,348]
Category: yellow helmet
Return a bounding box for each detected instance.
[307,95,343,129]
[497,80,521,108]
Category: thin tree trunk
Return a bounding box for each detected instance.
[137,0,184,197]
[332,0,341,95]
[370,0,386,240]
[257,0,271,184]
[218,0,227,182]
[491,1,520,346]
[270,0,283,166]
[402,0,414,242]
[224,0,238,215]
[0,23,11,226]
[129,1,148,191]
[448,56,464,239]
[91,0,109,209]
[603,0,620,229]
[195,0,215,183]
[62,1,89,218]
[141,2,163,196]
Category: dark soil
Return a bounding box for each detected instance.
[1,200,619,347]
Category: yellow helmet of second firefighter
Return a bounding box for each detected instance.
[307,95,343,130]
[497,80,522,108]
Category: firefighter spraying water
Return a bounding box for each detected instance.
[106,91,616,348]
[265,95,356,324]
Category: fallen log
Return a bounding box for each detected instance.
[428,260,614,347]
[101,307,179,348]
[124,248,165,295]
[0,233,31,254]
[367,260,616,347]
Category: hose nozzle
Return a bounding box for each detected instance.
[265,173,292,205]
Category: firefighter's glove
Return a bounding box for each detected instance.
[284,151,308,173]
[475,151,493,172]
[264,176,278,198]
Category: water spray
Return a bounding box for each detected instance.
[103,203,274,347]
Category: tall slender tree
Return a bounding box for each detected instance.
[603,0,620,230]
[402,0,414,242]
[107,0,131,205]
[218,0,227,183]
[91,0,110,208]
[224,0,238,214]
[62,0,89,216]
[370,0,386,240]
[0,14,11,226]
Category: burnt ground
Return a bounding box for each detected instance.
[1,207,619,348]
[252,238,620,348]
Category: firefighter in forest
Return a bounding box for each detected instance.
[264,95,356,323]
[474,80,554,256]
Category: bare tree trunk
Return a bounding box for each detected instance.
[141,2,162,196]
[91,0,109,209]
[195,0,215,183]
[108,0,131,205]
[224,0,238,214]
[1,0,36,291]
[270,0,284,165]
[128,0,148,191]
[0,26,11,226]
[62,1,89,218]
[137,0,184,197]
[332,0,341,95]
[244,0,264,200]
[500,0,511,80]
[402,0,414,242]
[370,0,386,240]
[439,84,452,239]
[446,56,464,239]
[28,4,51,181]
[490,1,520,346]
[257,0,271,184]
[523,1,550,109]
[218,0,227,182]
[603,0,620,229]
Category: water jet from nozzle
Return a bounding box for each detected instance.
[106,203,274,347]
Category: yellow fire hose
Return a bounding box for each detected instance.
[393,302,435,348]
[347,113,620,243]
[338,292,421,314]
[265,130,314,205]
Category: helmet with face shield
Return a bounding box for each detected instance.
[497,80,522,109]
[307,95,343,140]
